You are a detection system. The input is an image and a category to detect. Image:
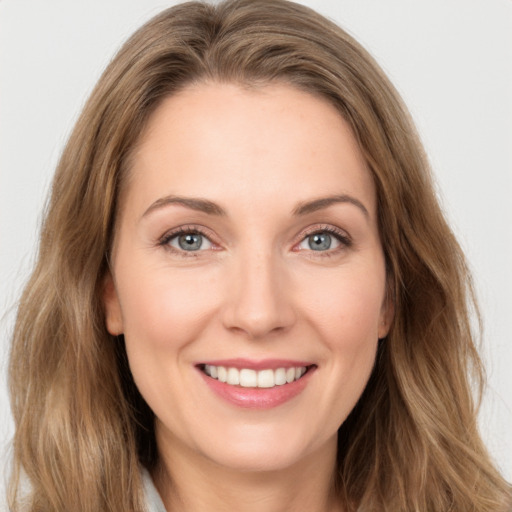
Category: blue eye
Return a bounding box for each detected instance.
[297,230,346,252]
[307,233,333,251]
[168,232,212,252]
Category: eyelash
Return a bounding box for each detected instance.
[297,225,352,257]
[157,224,352,257]
[158,225,216,258]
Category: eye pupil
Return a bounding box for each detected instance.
[308,233,331,251]
[178,233,202,251]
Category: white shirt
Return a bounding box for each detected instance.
[142,468,167,512]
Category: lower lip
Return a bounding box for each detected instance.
[198,368,314,409]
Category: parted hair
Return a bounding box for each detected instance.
[8,1,511,510]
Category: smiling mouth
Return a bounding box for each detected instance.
[200,364,314,389]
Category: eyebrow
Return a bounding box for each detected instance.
[142,195,227,217]
[292,194,369,218]
[142,193,369,219]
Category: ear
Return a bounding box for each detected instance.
[102,271,124,335]
[378,288,394,340]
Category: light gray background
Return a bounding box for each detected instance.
[1,0,511,499]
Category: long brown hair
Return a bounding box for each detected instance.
[8,1,511,510]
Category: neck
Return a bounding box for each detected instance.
[152,433,343,512]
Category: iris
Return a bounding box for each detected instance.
[308,233,332,251]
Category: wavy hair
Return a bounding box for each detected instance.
[8,0,511,510]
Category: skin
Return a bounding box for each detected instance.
[103,82,393,512]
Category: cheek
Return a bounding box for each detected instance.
[116,266,224,427]
[299,264,386,345]
[119,268,221,351]
[296,261,385,407]
[319,280,381,377]
[316,299,381,429]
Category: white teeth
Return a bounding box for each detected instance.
[217,366,227,383]
[257,369,274,388]
[274,368,286,385]
[227,367,240,385]
[203,365,309,388]
[240,369,257,387]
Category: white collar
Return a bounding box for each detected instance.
[141,467,167,512]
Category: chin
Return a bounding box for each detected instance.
[195,423,335,473]
[205,446,307,473]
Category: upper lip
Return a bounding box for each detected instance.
[196,358,315,371]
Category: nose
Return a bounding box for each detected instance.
[221,249,296,340]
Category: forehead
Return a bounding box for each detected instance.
[125,82,376,218]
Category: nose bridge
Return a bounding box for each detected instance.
[222,243,295,339]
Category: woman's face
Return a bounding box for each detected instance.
[104,82,392,472]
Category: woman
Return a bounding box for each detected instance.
[7,0,511,510]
